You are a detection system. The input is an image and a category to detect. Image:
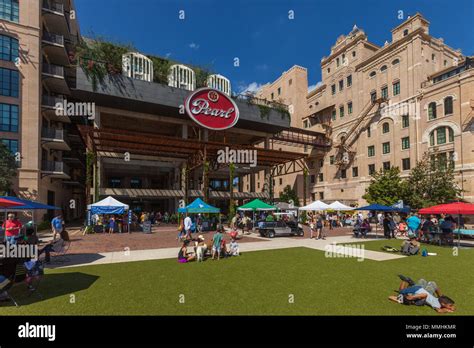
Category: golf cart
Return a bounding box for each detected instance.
[257,213,304,238]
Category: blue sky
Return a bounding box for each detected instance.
[75,0,474,93]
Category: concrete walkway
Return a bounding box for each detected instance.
[49,234,405,269]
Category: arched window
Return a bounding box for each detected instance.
[392,59,400,66]
[429,126,454,146]
[382,122,390,133]
[444,96,453,115]
[428,102,437,120]
[369,71,376,78]
[380,65,387,72]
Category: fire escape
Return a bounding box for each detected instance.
[334,97,387,168]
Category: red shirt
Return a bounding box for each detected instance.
[2,220,22,237]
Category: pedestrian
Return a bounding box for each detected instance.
[108,216,115,234]
[51,213,64,241]
[184,213,192,239]
[406,213,421,237]
[316,214,325,240]
[212,228,224,260]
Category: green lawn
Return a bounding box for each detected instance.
[1,242,473,315]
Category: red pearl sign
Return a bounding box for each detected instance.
[185,88,239,130]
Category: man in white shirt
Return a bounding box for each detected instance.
[184,214,192,239]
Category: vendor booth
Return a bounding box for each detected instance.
[178,198,220,232]
[87,196,130,233]
[237,199,277,229]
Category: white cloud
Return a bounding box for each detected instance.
[188,43,200,50]
[165,52,172,58]
[238,82,265,95]
[308,81,323,92]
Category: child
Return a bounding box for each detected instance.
[108,216,115,234]
[230,237,240,256]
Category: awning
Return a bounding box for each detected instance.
[419,202,474,215]
[237,199,276,211]
[88,196,129,214]
[0,196,60,210]
[327,201,355,211]
[299,200,330,211]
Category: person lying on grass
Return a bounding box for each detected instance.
[178,240,195,263]
[388,275,455,313]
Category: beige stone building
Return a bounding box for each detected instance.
[254,13,474,205]
[0,0,85,221]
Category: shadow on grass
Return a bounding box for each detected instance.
[1,272,99,307]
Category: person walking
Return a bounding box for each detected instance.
[184,213,192,240]
[316,214,325,240]
[51,213,64,241]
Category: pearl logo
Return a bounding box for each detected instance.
[185,88,239,130]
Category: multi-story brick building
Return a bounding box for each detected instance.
[256,13,474,205]
[0,0,86,221]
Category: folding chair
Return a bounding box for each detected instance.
[49,240,72,264]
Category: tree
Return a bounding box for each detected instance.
[0,142,17,195]
[405,151,462,209]
[363,167,408,206]
[279,185,300,207]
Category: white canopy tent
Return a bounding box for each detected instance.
[328,201,355,211]
[87,196,129,215]
[299,200,330,211]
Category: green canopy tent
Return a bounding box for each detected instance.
[237,199,277,229]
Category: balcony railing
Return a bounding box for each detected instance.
[42,94,64,108]
[42,32,64,45]
[42,160,69,174]
[42,127,66,140]
[42,63,64,77]
[42,0,64,13]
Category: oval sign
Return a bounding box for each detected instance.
[185,87,239,130]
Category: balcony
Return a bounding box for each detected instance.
[42,0,71,37]
[42,32,69,66]
[41,127,71,151]
[42,95,71,123]
[41,160,70,179]
[42,63,70,94]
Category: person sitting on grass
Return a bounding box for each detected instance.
[178,240,195,263]
[389,275,455,313]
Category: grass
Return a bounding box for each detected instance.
[1,242,473,315]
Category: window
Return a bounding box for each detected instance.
[319,192,324,200]
[288,79,292,86]
[340,169,347,179]
[310,175,315,184]
[336,58,340,67]
[0,35,19,62]
[431,53,436,62]
[303,120,308,129]
[367,127,371,138]
[392,59,400,66]
[319,159,324,168]
[0,103,18,132]
[392,81,400,96]
[383,161,391,170]
[329,156,335,165]
[279,178,282,185]
[352,167,358,177]
[348,102,353,114]
[130,178,142,189]
[444,60,447,67]
[403,29,409,36]
[331,110,336,121]
[331,84,336,95]
[339,79,344,91]
[380,65,387,72]
[382,122,390,133]
[0,68,19,97]
[0,0,19,22]
[1,138,18,154]
[108,177,122,188]
[339,106,344,118]
[401,137,410,150]
[368,145,375,157]
[428,102,437,120]
[318,173,323,182]
[352,51,356,58]
[382,142,391,154]
[369,71,376,78]
[368,164,376,175]
[381,86,388,99]
[402,158,411,170]
[271,93,274,100]
[444,96,453,115]
[346,74,352,87]
[277,87,281,95]
[327,68,330,73]
[402,115,409,128]
[370,91,377,102]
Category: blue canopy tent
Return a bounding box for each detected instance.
[178,198,220,214]
[356,204,402,238]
